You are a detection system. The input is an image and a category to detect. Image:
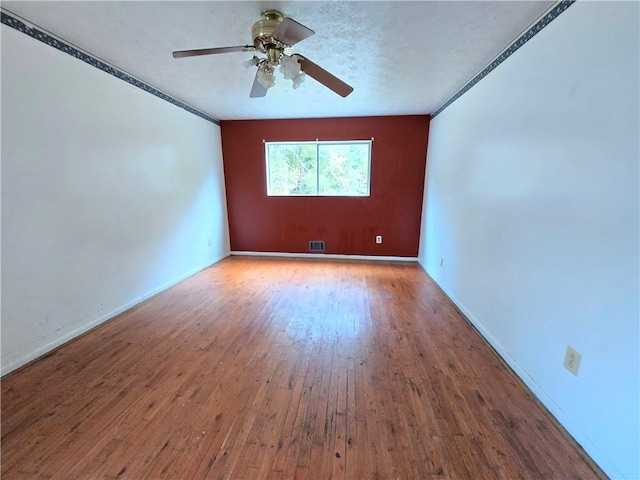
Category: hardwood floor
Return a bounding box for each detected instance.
[2,257,604,479]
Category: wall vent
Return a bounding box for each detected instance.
[309,240,325,252]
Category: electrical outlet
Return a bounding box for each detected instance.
[208,239,212,247]
[563,346,581,376]
[440,258,444,267]
[376,235,383,244]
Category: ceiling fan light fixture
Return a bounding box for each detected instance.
[280,55,300,79]
[280,55,305,89]
[292,72,306,89]
[256,66,276,89]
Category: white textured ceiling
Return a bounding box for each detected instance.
[2,1,553,121]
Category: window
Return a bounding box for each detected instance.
[265,140,371,196]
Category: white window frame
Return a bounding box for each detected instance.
[265,140,372,197]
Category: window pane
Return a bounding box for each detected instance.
[318,143,370,196]
[268,144,317,195]
[266,141,371,196]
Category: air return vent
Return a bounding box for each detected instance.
[309,240,325,252]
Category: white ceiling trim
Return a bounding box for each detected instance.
[1,9,220,124]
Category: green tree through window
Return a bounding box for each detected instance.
[266,141,371,196]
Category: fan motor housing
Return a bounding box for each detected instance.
[252,10,285,52]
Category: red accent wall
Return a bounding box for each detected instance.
[220,115,430,257]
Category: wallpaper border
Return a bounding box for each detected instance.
[1,10,220,125]
[432,1,575,118]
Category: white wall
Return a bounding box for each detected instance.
[419,2,639,479]
[1,25,230,375]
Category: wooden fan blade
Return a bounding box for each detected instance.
[172,45,253,58]
[249,69,268,98]
[296,55,354,97]
[273,17,315,45]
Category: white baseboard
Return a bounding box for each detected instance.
[420,266,620,479]
[230,251,418,262]
[1,253,229,377]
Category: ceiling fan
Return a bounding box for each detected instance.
[172,10,354,98]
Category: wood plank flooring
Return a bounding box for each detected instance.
[1,257,605,479]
